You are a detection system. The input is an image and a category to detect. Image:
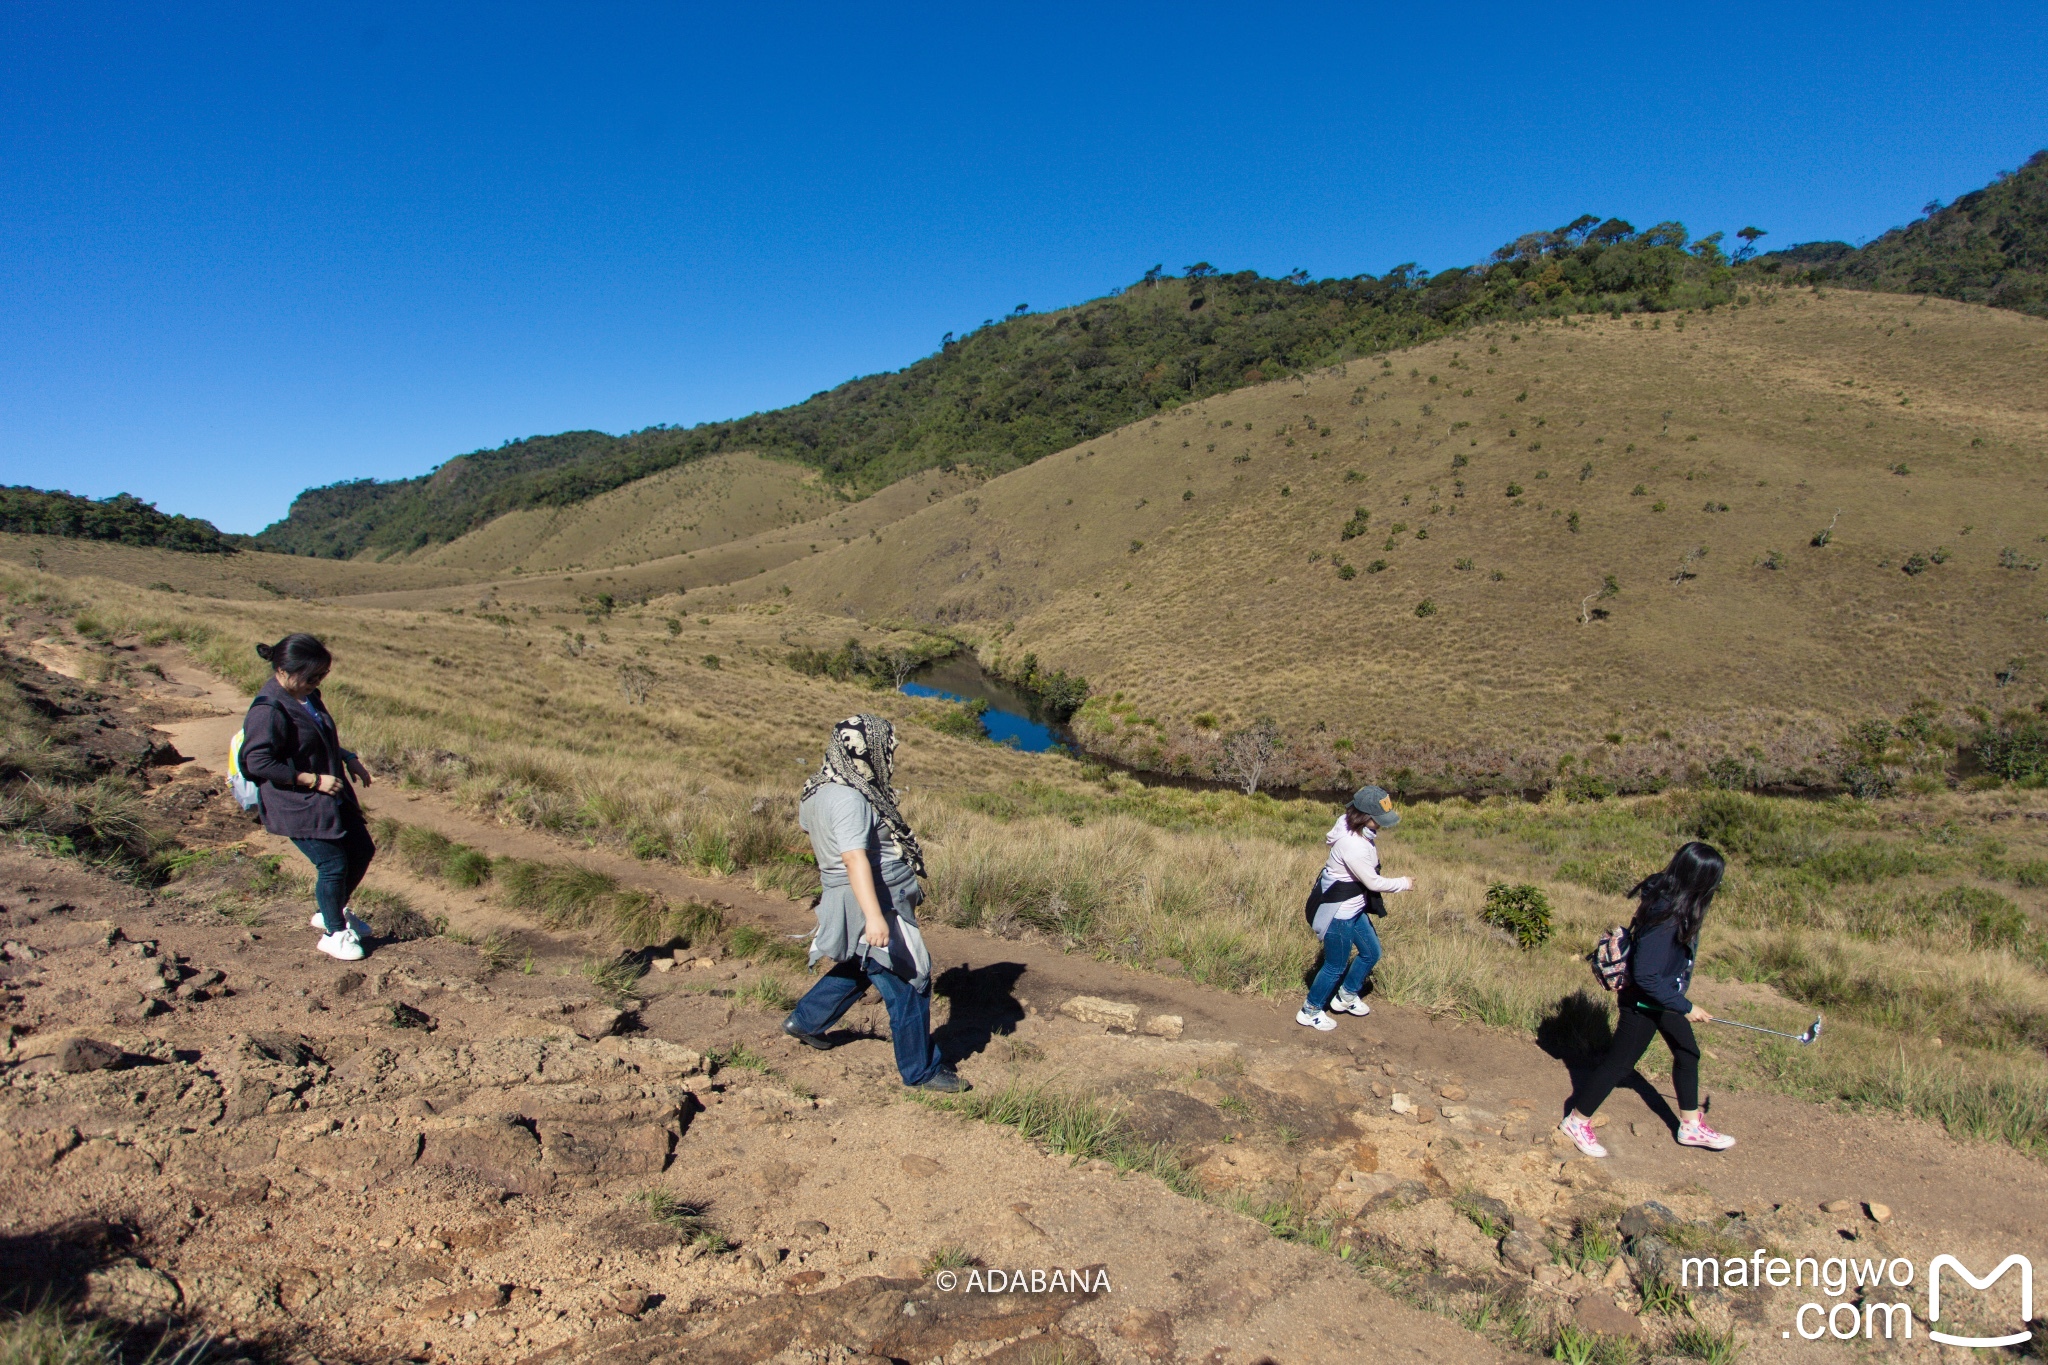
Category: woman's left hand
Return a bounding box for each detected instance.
[1686,1006,1712,1024]
[345,755,374,787]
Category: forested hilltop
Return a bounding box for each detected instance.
[257,217,1744,558]
[1759,149,2047,315]
[259,152,2048,560]
[0,487,241,554]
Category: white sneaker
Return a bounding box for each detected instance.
[311,909,372,937]
[317,928,365,962]
[1559,1113,1608,1158]
[1331,991,1371,1017]
[1296,1005,1337,1032]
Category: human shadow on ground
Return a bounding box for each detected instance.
[1536,988,1682,1129]
[931,961,1028,1063]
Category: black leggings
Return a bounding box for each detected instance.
[1571,1005,1700,1116]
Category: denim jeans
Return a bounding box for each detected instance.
[1305,912,1382,1010]
[787,957,944,1085]
[292,817,376,934]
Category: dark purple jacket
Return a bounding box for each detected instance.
[239,678,362,840]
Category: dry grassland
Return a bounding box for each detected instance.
[740,288,2048,789]
[400,451,846,574]
[11,555,2048,1156]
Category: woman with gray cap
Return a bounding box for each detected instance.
[1297,784,1413,1031]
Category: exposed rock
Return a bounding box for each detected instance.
[333,970,366,997]
[1499,1229,1552,1275]
[1412,1105,1438,1125]
[83,1262,182,1321]
[1140,1014,1184,1039]
[1113,1308,1176,1360]
[1361,1179,1434,1219]
[1822,1198,1855,1215]
[0,1125,80,1169]
[538,1121,673,1183]
[1602,1256,1633,1288]
[1351,1141,1379,1172]
[417,1284,509,1319]
[420,1118,549,1194]
[569,1006,626,1040]
[1866,1202,1892,1223]
[1573,1294,1646,1339]
[900,1154,941,1177]
[1059,996,1139,1029]
[792,1220,830,1237]
[1617,1201,1681,1241]
[1389,1092,1415,1114]
[1438,1083,1467,1101]
[58,1036,123,1073]
[1630,1235,1677,1285]
[604,1287,653,1318]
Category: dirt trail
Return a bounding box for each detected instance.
[120,649,2048,1360]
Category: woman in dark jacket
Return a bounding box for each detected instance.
[1559,841,1736,1155]
[238,634,377,962]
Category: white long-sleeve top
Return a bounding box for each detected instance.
[1312,816,1412,937]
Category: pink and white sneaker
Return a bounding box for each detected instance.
[1559,1113,1608,1158]
[1677,1118,1736,1150]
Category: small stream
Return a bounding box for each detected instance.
[899,656,1071,753]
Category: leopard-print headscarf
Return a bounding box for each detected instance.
[799,713,926,878]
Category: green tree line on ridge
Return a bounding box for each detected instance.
[0,487,241,555]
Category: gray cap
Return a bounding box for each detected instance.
[1348,785,1401,828]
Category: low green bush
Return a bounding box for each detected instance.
[1481,882,1554,947]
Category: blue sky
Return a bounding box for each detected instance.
[4,4,2044,534]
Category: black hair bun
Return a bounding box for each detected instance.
[255,642,274,661]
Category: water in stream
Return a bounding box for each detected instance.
[899,656,1068,753]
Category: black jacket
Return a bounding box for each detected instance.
[239,679,362,840]
[1622,905,1696,1016]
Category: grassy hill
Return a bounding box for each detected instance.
[400,452,846,575]
[256,220,1745,559]
[1762,148,2047,315]
[737,288,2048,795]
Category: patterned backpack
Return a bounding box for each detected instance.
[1590,924,1634,992]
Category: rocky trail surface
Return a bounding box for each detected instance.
[0,637,2041,1363]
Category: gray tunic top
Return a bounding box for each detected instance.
[799,784,932,991]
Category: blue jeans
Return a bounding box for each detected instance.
[292,817,376,934]
[1306,913,1382,1010]
[788,958,945,1085]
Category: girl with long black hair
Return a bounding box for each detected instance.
[237,634,378,962]
[1560,841,1736,1155]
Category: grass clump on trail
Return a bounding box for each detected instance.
[638,1191,732,1253]
[915,1079,1194,1194]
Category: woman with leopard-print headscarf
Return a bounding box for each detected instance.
[783,714,967,1093]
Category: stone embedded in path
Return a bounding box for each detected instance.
[1114,1308,1177,1360]
[1059,996,1140,1029]
[1389,1092,1415,1114]
[570,1006,627,1040]
[1140,1014,1183,1039]
[1438,1083,1468,1101]
[1573,1294,1646,1340]
[58,1036,123,1073]
[1866,1202,1892,1223]
[1821,1198,1855,1214]
[82,1262,182,1321]
[1499,1230,1552,1275]
[1617,1201,1680,1241]
[901,1154,941,1177]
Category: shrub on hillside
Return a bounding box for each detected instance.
[1481,882,1554,948]
[1973,706,2048,786]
